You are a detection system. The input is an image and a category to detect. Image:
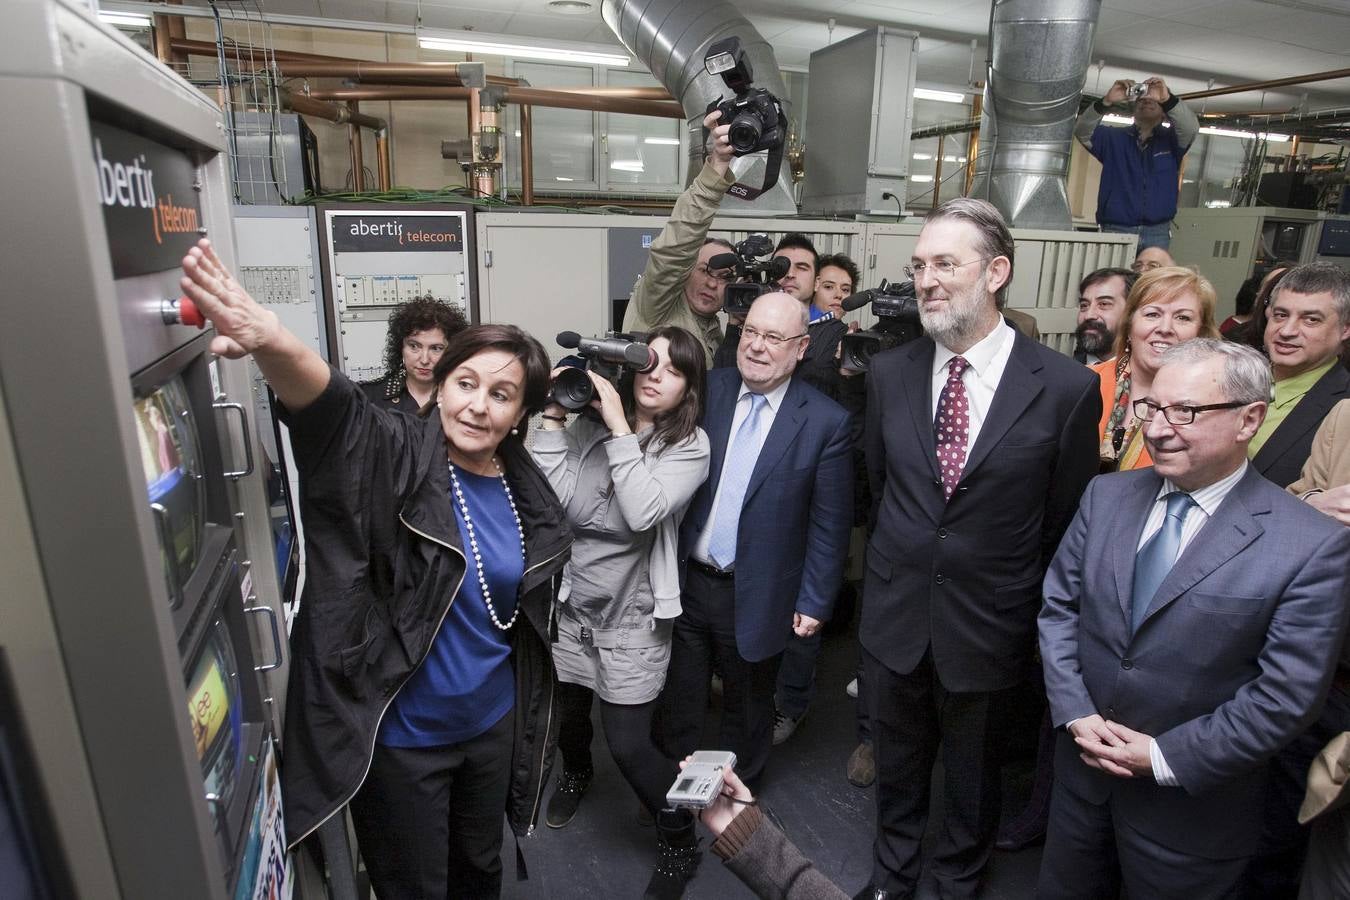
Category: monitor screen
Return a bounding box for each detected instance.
[185,623,243,829]
[134,377,206,599]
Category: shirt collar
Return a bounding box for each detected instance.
[738,376,792,413]
[1272,360,1335,410]
[933,319,1014,379]
[1158,460,1248,518]
[809,305,834,323]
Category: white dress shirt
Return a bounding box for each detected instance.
[1138,461,1249,786]
[930,320,1016,467]
[691,378,791,568]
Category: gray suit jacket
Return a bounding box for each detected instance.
[1039,465,1350,858]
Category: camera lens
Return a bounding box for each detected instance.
[842,334,882,372]
[551,367,595,411]
[728,112,762,154]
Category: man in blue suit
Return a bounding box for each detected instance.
[1037,338,1350,900]
[661,291,852,786]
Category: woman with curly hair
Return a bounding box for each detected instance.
[362,294,469,411]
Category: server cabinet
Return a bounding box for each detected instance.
[0,2,290,897]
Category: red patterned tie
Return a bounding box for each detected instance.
[935,356,971,501]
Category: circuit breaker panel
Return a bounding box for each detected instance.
[317,205,477,383]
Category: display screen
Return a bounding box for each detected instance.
[133,378,205,597]
[185,624,243,832]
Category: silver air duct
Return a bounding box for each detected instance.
[601,0,796,214]
[969,0,1102,229]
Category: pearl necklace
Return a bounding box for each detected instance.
[448,458,526,631]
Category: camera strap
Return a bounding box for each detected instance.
[702,102,787,202]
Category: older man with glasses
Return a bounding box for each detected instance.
[853,199,1101,900]
[1037,338,1350,900]
[660,291,853,788]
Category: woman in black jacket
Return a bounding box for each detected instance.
[360,293,468,411]
[179,239,571,899]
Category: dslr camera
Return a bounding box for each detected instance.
[551,331,656,412]
[707,233,790,316]
[666,750,737,810]
[703,37,788,200]
[839,279,924,372]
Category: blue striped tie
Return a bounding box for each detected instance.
[1131,492,1195,633]
[707,393,768,570]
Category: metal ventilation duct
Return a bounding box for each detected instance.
[601,0,796,214]
[969,0,1102,229]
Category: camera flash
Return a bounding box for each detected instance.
[705,52,736,75]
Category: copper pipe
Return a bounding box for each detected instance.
[348,101,365,192]
[932,134,946,211]
[965,90,982,195]
[375,130,392,191]
[1181,67,1350,101]
[282,90,386,130]
[467,87,485,196]
[521,104,534,206]
[303,85,685,118]
[156,0,188,68]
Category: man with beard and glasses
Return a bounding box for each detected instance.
[852,199,1101,900]
[1074,268,1136,365]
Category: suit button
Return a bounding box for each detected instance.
[1121,658,1133,670]
[935,574,946,584]
[1107,706,1116,717]
[937,528,948,539]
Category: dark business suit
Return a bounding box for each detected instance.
[661,368,852,783]
[1253,364,1350,488]
[860,329,1100,897]
[1037,466,1350,900]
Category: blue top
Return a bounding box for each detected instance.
[378,466,522,748]
[1089,122,1188,228]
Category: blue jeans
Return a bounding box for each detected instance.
[1101,221,1171,251]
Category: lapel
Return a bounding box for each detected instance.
[744,377,808,504]
[1137,467,1268,630]
[1253,366,1350,473]
[961,329,1045,480]
[901,338,941,483]
[703,371,738,499]
[1112,471,1166,629]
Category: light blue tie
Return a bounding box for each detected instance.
[707,393,768,570]
[1131,492,1195,633]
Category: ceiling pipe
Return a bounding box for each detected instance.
[280,90,392,190]
[1181,67,1350,101]
[301,85,686,118]
[601,0,798,214]
[969,0,1103,230]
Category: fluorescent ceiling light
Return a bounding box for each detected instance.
[910,174,935,183]
[418,29,629,67]
[644,137,680,146]
[912,153,933,160]
[555,176,575,182]
[914,88,966,104]
[610,160,645,172]
[99,10,151,27]
[1200,126,1289,142]
[1206,200,1233,208]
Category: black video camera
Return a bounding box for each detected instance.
[839,280,923,372]
[551,331,657,412]
[703,37,787,201]
[707,233,790,317]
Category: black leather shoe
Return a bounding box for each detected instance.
[545,766,592,829]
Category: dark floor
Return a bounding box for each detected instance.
[500,617,1044,900]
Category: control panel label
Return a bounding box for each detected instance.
[331,215,463,253]
[91,120,204,279]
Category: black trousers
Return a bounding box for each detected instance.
[349,711,513,900]
[864,647,1011,899]
[659,566,782,785]
[555,681,676,817]
[1038,777,1247,900]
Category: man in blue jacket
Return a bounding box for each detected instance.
[1075,77,1199,251]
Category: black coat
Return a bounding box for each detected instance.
[1252,363,1350,488]
[359,375,424,414]
[278,369,572,848]
[861,330,1101,692]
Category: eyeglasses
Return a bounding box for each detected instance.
[741,324,807,347]
[695,263,732,283]
[1133,399,1251,426]
[904,257,991,281]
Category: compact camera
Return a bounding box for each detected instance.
[551,331,656,412]
[666,750,737,810]
[839,279,924,372]
[1126,81,1148,102]
[706,233,791,316]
